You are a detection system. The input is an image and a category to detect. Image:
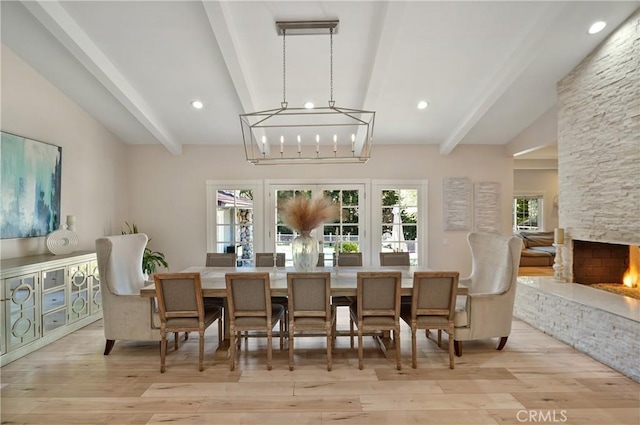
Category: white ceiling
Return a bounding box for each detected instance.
[2,1,637,156]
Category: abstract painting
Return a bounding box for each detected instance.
[1,132,62,239]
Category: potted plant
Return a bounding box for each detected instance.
[122,222,168,276]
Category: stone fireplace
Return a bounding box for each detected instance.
[557,10,639,287]
[515,10,640,384]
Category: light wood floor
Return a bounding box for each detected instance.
[1,310,638,425]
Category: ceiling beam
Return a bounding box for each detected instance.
[439,2,568,155]
[355,2,406,153]
[202,1,270,152]
[202,1,257,116]
[22,1,182,155]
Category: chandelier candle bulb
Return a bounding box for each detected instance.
[333,135,337,153]
[351,134,355,152]
[316,134,320,153]
[280,136,284,153]
[554,228,565,245]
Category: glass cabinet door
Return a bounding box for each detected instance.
[90,261,102,314]
[41,267,68,334]
[69,263,90,322]
[6,274,40,350]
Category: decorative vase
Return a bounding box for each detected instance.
[291,230,319,271]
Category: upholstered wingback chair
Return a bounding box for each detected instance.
[95,234,160,355]
[451,232,521,356]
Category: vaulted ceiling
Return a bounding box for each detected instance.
[2,1,637,156]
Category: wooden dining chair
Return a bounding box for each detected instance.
[350,271,402,370]
[154,273,223,373]
[206,253,236,267]
[380,252,410,266]
[400,271,459,369]
[255,253,285,267]
[287,272,334,371]
[253,253,288,333]
[331,252,362,347]
[225,272,285,371]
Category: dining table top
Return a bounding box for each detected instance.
[140,265,468,298]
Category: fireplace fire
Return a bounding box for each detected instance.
[572,241,640,299]
[622,246,639,288]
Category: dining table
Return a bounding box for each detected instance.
[140,265,469,298]
[140,265,468,359]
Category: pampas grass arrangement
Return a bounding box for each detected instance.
[280,194,339,232]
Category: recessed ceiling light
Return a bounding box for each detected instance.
[304,102,315,109]
[588,21,606,34]
[191,100,204,109]
[417,101,429,110]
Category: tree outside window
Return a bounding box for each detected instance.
[513,196,542,231]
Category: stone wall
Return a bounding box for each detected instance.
[557,10,640,246]
[514,279,639,382]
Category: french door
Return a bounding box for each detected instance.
[267,182,367,266]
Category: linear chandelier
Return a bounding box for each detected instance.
[240,20,375,165]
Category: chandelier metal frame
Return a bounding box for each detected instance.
[239,20,375,165]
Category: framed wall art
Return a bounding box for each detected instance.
[1,132,62,239]
[443,177,471,231]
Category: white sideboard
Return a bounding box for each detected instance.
[1,251,102,366]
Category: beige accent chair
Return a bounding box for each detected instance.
[206,253,236,267]
[401,271,459,369]
[380,252,410,266]
[255,252,285,267]
[225,272,285,371]
[287,272,334,371]
[95,234,160,355]
[154,273,223,373]
[350,271,402,370]
[450,232,522,356]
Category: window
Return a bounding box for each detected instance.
[513,196,542,231]
[270,183,366,266]
[206,181,263,267]
[372,181,428,266]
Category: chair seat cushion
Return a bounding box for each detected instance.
[165,306,221,329]
[400,304,451,327]
[235,304,285,328]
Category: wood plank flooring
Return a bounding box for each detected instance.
[1,308,638,425]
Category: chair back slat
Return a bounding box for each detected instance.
[255,253,285,267]
[206,253,236,267]
[154,273,204,330]
[287,272,331,321]
[334,252,363,266]
[380,252,410,266]
[357,272,402,320]
[412,272,459,320]
[225,272,272,321]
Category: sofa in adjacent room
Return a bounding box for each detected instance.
[515,231,556,266]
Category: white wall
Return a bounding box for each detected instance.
[513,169,559,231]
[1,45,130,259]
[126,144,514,275]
